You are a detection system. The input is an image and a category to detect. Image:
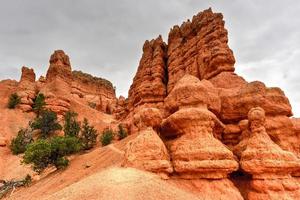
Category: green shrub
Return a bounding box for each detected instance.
[50,136,82,156]
[10,128,33,155]
[117,124,127,140]
[8,93,21,109]
[54,157,69,169]
[31,110,62,138]
[23,136,81,172]
[63,111,81,137]
[23,139,52,172]
[100,128,114,146]
[80,118,97,150]
[32,93,46,116]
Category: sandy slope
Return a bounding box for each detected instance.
[42,167,202,200]
[4,134,204,200]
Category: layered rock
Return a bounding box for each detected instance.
[219,81,292,123]
[161,75,238,179]
[127,36,167,111]
[233,120,251,159]
[132,107,163,132]
[40,50,73,115]
[240,107,300,199]
[167,8,235,92]
[71,70,116,113]
[16,66,37,112]
[222,124,241,148]
[123,128,173,177]
[46,50,72,82]
[114,96,128,120]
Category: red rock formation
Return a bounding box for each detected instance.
[114,96,128,120]
[127,35,167,111]
[17,66,37,112]
[46,50,72,82]
[132,107,163,132]
[219,81,292,123]
[167,8,235,92]
[41,51,72,115]
[240,107,300,199]
[161,75,238,179]
[71,70,116,113]
[123,128,173,177]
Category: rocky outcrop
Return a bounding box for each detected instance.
[46,50,72,82]
[123,128,173,177]
[240,107,300,199]
[167,8,235,92]
[132,107,163,132]
[219,81,292,123]
[127,36,167,112]
[114,96,128,120]
[71,70,116,113]
[161,75,238,179]
[40,50,72,115]
[16,66,37,112]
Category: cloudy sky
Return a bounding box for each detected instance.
[0,0,299,116]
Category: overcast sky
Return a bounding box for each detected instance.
[0,0,299,116]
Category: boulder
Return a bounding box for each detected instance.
[123,128,173,177]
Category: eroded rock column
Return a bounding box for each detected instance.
[161,75,238,179]
[240,107,300,200]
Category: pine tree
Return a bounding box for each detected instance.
[80,118,97,150]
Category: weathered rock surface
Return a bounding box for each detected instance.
[114,96,128,120]
[46,50,72,82]
[240,107,300,199]
[71,70,116,114]
[123,128,173,176]
[16,66,37,112]
[167,8,235,92]
[162,75,238,179]
[127,36,167,110]
[132,107,163,132]
[219,81,292,122]
[164,74,221,116]
[241,107,300,178]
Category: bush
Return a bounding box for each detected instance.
[10,128,33,155]
[100,128,114,146]
[8,93,21,109]
[50,136,82,156]
[63,111,81,137]
[32,93,46,116]
[23,136,81,172]
[117,124,127,140]
[23,139,52,172]
[80,118,97,150]
[54,157,69,169]
[31,110,62,138]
